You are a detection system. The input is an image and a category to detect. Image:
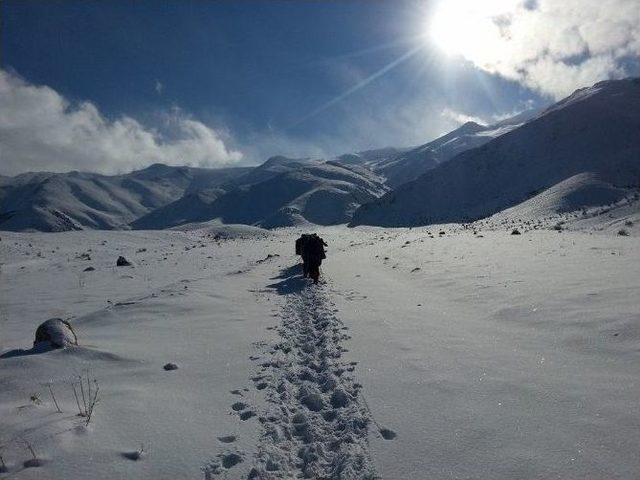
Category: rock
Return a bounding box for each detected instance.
[83,266,95,272]
[116,256,131,266]
[163,362,179,371]
[511,228,521,235]
[34,318,78,348]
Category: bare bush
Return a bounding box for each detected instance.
[71,373,100,425]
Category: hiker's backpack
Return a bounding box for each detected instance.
[295,234,311,255]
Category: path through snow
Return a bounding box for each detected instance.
[207,262,393,479]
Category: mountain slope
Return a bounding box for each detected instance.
[129,189,226,230]
[351,78,640,227]
[202,161,388,229]
[0,164,249,231]
[222,155,319,189]
[370,110,540,188]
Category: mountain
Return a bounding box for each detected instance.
[129,189,226,230]
[129,156,319,229]
[222,155,319,188]
[489,172,632,221]
[0,154,387,232]
[351,78,640,227]
[376,110,541,188]
[0,164,249,231]
[135,161,388,230]
[333,111,539,189]
[129,157,387,230]
[334,147,408,170]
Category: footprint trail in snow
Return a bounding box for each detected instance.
[250,280,382,479]
[207,269,393,479]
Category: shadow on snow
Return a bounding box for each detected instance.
[266,262,308,295]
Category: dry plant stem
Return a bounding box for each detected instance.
[24,441,37,460]
[79,375,87,414]
[72,383,84,416]
[87,374,91,407]
[86,383,100,425]
[48,384,62,413]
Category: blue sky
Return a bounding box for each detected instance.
[1,0,638,174]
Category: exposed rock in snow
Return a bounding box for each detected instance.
[116,256,131,266]
[33,318,77,348]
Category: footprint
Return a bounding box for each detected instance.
[379,428,397,440]
[217,435,237,443]
[221,452,243,469]
[239,410,256,421]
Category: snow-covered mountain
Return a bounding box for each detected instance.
[334,147,408,170]
[0,155,386,231]
[222,155,320,188]
[131,158,387,230]
[333,111,538,188]
[0,164,249,231]
[351,78,640,227]
[195,161,387,229]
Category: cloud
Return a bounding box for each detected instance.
[0,70,243,176]
[155,79,163,95]
[440,108,486,126]
[431,0,640,99]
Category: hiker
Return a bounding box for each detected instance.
[295,233,327,283]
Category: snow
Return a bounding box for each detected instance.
[2,224,640,479]
[1,77,640,479]
[0,165,249,232]
[198,162,388,229]
[352,78,640,227]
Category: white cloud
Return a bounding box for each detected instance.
[440,108,486,126]
[0,70,243,176]
[430,0,640,99]
[155,79,163,95]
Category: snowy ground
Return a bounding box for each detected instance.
[1,222,639,479]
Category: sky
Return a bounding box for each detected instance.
[1,0,639,176]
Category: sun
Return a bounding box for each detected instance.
[429,2,471,56]
[427,0,511,62]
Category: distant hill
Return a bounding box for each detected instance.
[0,164,249,231]
[351,78,640,227]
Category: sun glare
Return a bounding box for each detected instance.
[427,0,513,62]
